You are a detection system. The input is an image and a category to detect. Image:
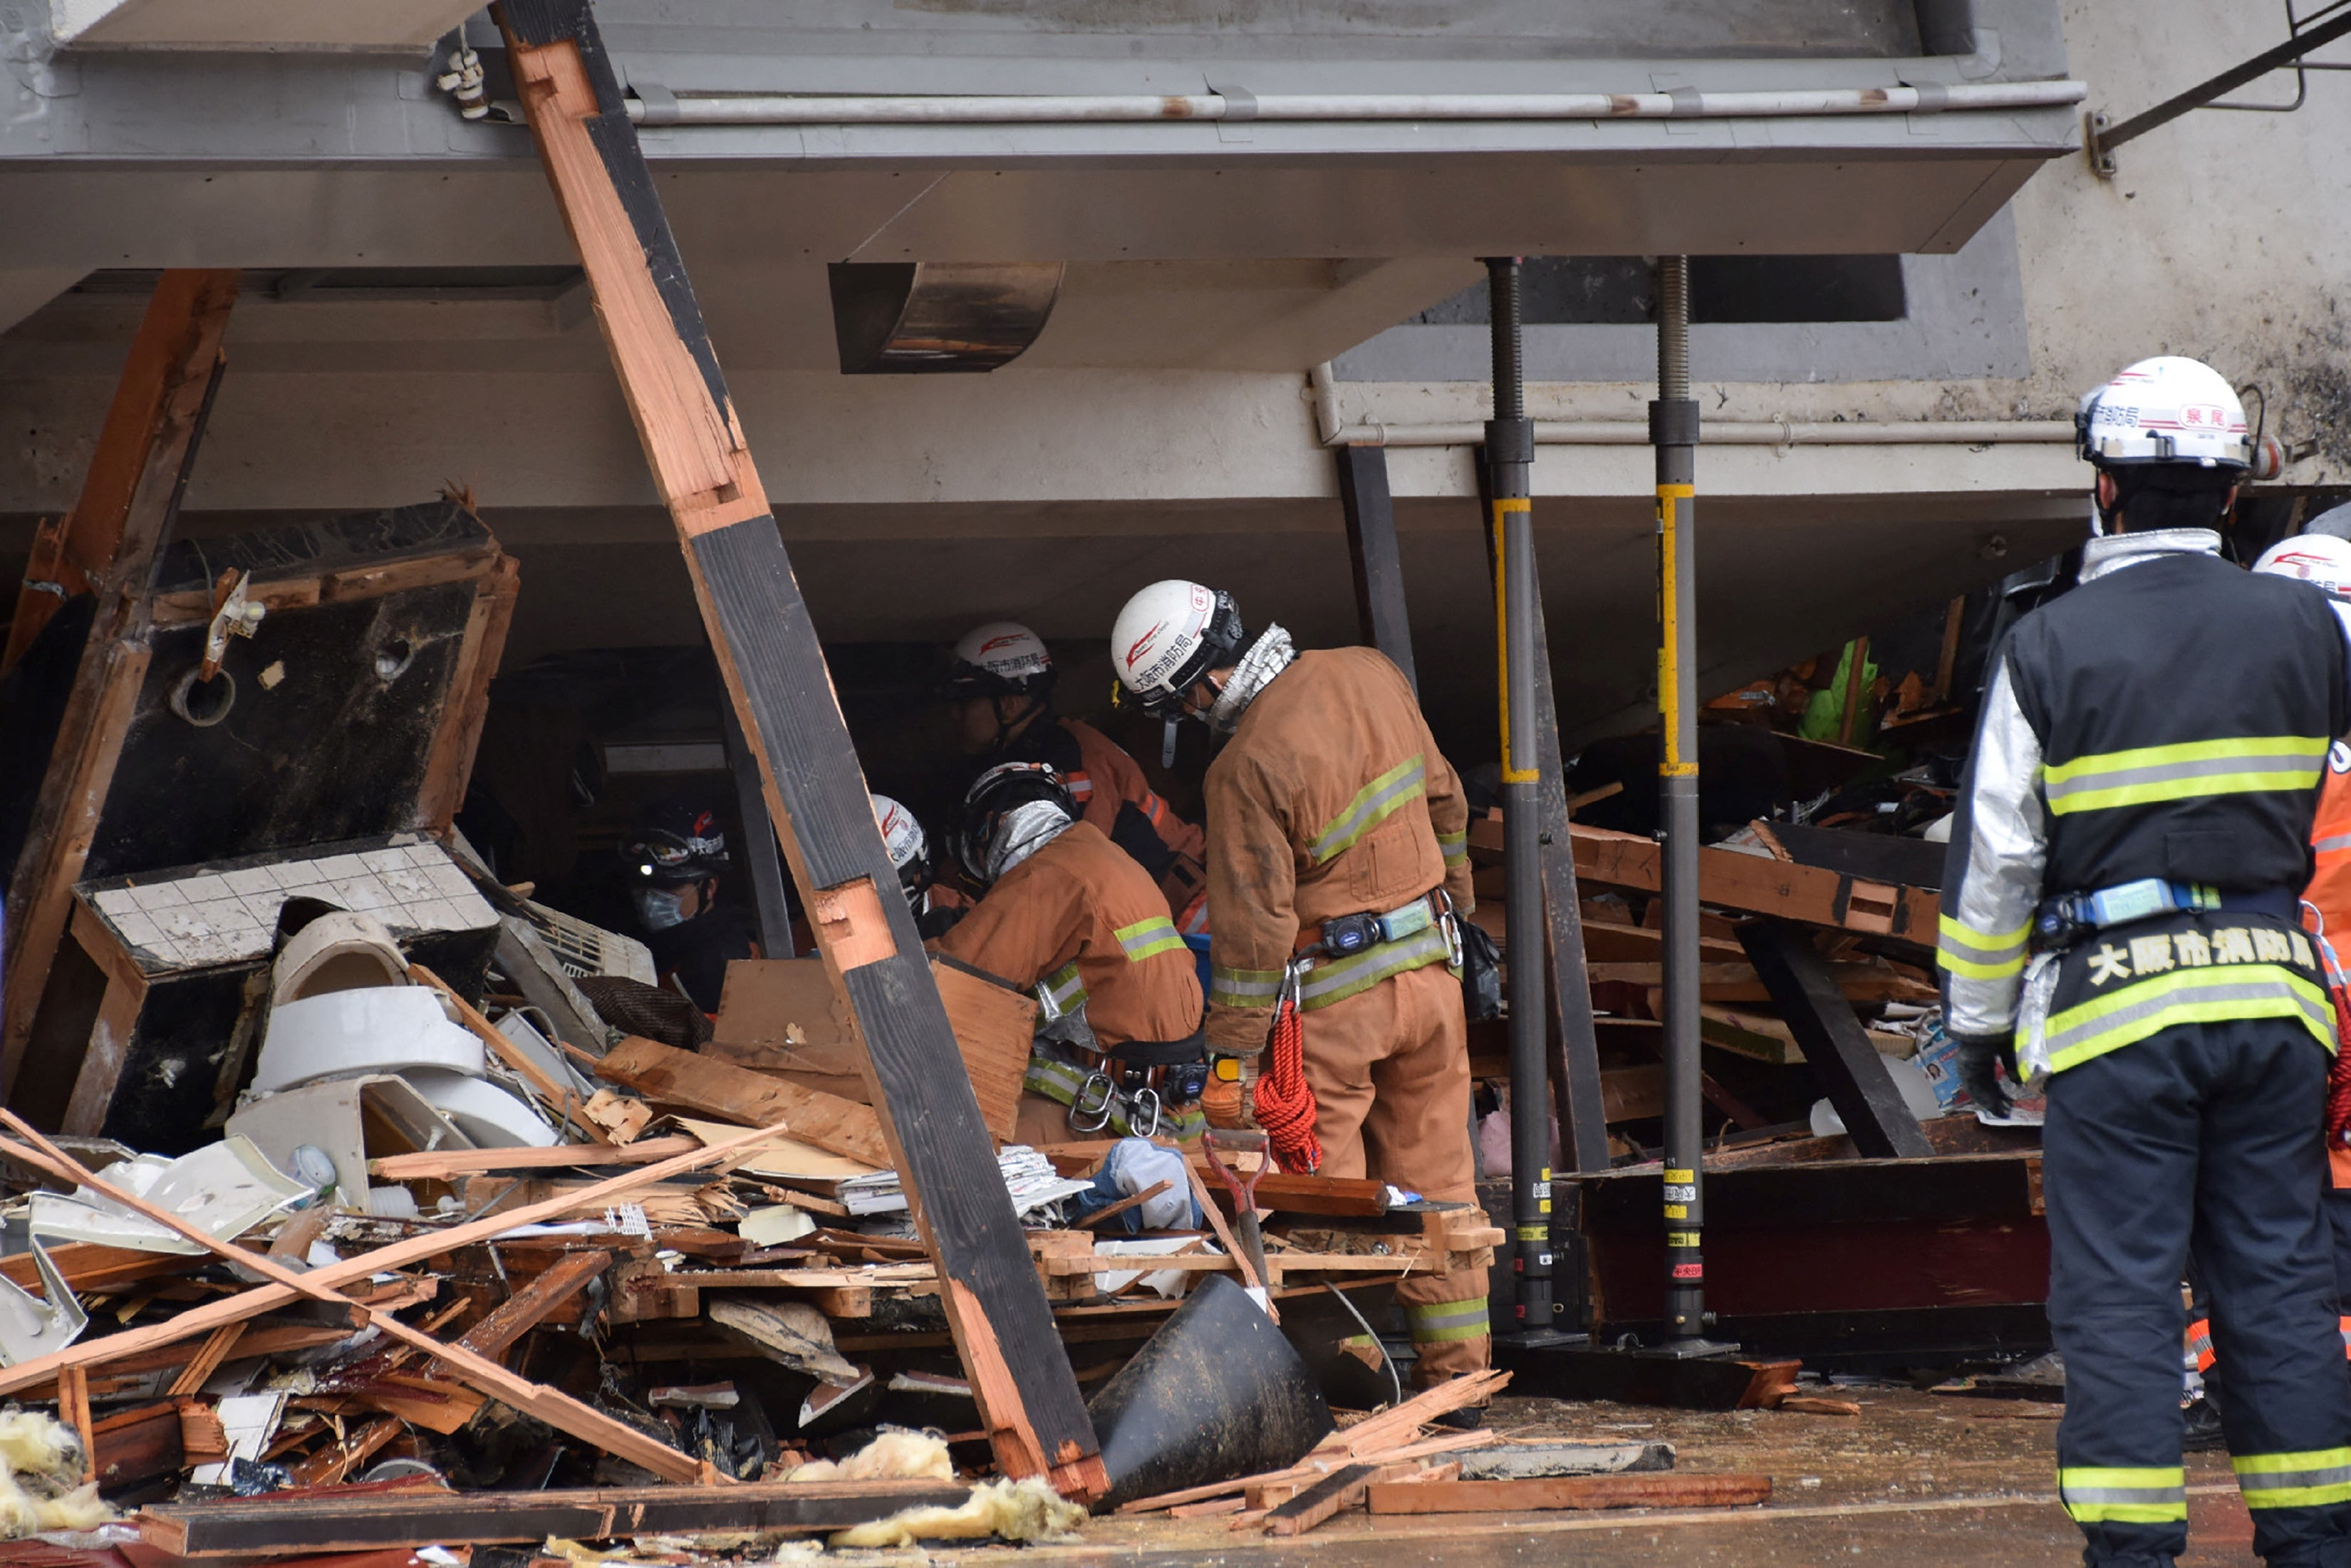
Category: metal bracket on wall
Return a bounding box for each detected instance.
[2086,0,2351,177]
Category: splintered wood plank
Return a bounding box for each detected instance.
[1,271,237,1097]
[0,1117,787,1399]
[595,1035,890,1168]
[414,551,519,833]
[1570,824,1939,940]
[368,1136,702,1180]
[1261,1462,1378,1537]
[1364,1473,1773,1514]
[495,0,1102,1500]
[931,955,1038,1142]
[1,270,239,671]
[136,1477,970,1555]
[166,1324,247,1398]
[0,1121,709,1484]
[435,1249,611,1369]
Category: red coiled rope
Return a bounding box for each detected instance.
[2317,920,2351,1146]
[1253,984,1322,1174]
[2327,982,2351,1146]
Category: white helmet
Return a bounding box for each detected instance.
[2075,356,2253,471]
[2253,535,2351,603]
[946,621,1053,700]
[1110,580,1245,717]
[869,793,930,903]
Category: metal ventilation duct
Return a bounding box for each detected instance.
[826,261,1065,374]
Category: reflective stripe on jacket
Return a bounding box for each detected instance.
[1939,528,2350,1047]
[1202,648,1475,1054]
[935,819,1203,1051]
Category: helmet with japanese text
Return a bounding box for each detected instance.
[869,793,931,904]
[2075,357,2253,472]
[2076,358,2251,533]
[945,621,1055,702]
[1109,579,1245,719]
[2253,534,2351,604]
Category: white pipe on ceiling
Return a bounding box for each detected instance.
[626,79,2086,127]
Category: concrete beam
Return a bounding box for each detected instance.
[51,0,481,51]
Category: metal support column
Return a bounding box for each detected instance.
[1483,256,1559,1342]
[1651,256,1730,1354]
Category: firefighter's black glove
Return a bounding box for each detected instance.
[1953,1032,2021,1119]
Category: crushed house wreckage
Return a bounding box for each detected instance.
[10,0,2285,1559]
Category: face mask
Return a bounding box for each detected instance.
[633,886,688,932]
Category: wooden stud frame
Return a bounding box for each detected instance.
[1,272,237,1096]
[492,0,1104,1497]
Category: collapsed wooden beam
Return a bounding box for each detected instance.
[1,271,238,673]
[1548,822,1941,940]
[137,1477,971,1555]
[491,0,1103,1497]
[1,269,239,1097]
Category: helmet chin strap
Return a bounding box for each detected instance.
[1160,679,1216,767]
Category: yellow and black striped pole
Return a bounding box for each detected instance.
[1483,256,1559,1341]
[1652,256,1718,1350]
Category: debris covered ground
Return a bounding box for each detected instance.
[0,490,2064,1562]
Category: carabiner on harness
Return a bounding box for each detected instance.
[1437,889,1464,969]
[1127,1086,1163,1139]
[1069,1071,1117,1134]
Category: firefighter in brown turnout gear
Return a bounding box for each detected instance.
[945,621,1210,933]
[932,762,1208,1146]
[1109,579,1488,1391]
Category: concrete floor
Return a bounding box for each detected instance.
[936,1391,2263,1567]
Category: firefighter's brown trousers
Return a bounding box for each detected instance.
[1299,960,1490,1387]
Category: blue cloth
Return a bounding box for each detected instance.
[1066,1138,1198,1235]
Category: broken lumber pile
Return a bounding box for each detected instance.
[1464,810,1974,1167]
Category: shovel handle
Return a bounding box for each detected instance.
[1204,1128,1271,1209]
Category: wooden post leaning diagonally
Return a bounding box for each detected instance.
[491,0,1105,1498]
[0,271,239,1099]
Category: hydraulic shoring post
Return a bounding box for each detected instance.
[1482,256,1561,1343]
[1651,256,1734,1356]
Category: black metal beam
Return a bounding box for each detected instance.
[1335,442,1418,694]
[2088,4,2351,172]
[722,700,795,957]
[1736,918,1934,1161]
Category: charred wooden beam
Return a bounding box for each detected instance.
[492,0,1102,1497]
